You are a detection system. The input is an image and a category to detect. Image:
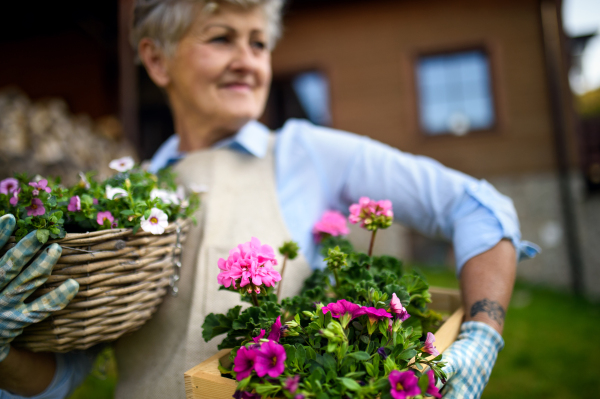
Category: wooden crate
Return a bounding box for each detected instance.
[184,287,464,399]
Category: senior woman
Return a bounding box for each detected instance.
[0,0,538,398]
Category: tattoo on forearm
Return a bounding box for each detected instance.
[470,299,506,325]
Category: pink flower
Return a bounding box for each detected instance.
[111,220,119,229]
[67,196,81,212]
[0,178,19,195]
[348,196,394,231]
[423,332,440,357]
[9,188,21,206]
[390,293,410,322]
[252,329,266,344]
[97,211,114,226]
[28,179,51,194]
[362,307,393,325]
[388,370,421,399]
[321,299,364,320]
[312,210,350,242]
[93,198,99,205]
[233,346,258,381]
[26,198,45,216]
[268,316,282,342]
[217,237,281,289]
[284,375,300,393]
[255,340,286,378]
[426,369,442,398]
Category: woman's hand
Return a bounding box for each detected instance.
[0,214,79,361]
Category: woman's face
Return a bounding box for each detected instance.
[163,5,272,130]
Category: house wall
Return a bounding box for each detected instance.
[273,0,562,178]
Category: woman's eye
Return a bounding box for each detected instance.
[210,36,229,44]
[251,41,266,50]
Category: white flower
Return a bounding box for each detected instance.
[140,208,169,235]
[150,188,179,205]
[109,156,135,172]
[106,185,128,200]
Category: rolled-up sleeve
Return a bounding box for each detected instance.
[296,123,540,275]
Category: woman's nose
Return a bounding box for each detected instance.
[230,42,260,72]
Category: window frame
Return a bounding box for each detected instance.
[411,44,503,139]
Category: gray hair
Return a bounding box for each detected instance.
[131,0,285,59]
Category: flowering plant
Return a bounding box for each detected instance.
[0,156,199,243]
[202,198,446,399]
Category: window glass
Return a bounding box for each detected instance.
[416,50,495,136]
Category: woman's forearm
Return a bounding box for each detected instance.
[460,239,517,334]
[0,346,56,396]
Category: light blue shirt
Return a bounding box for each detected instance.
[150,118,539,271]
[11,118,538,399]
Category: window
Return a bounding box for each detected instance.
[416,49,495,136]
[265,70,331,130]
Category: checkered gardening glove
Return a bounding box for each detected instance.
[0,214,79,362]
[439,321,505,399]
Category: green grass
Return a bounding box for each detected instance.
[413,264,600,398]
[68,265,600,398]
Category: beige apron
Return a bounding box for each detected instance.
[115,134,313,399]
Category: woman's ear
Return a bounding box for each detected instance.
[138,38,171,88]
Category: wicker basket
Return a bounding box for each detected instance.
[1,218,191,353]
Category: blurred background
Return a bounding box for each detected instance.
[1,0,599,397]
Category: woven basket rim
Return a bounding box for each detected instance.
[4,217,190,244]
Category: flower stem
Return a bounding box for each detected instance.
[250,291,260,307]
[276,254,288,300]
[367,229,378,259]
[332,268,341,289]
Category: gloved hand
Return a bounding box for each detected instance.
[0,214,79,361]
[439,321,504,399]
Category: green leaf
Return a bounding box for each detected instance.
[348,351,371,361]
[365,362,375,377]
[36,229,50,244]
[339,377,361,391]
[398,349,417,360]
[295,344,307,368]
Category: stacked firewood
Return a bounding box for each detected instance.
[0,87,137,185]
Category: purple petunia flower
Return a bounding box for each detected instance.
[0,178,19,195]
[252,329,266,344]
[322,299,366,328]
[388,370,421,399]
[284,375,300,393]
[268,316,282,342]
[233,346,258,381]
[26,198,45,216]
[423,332,440,357]
[232,390,261,399]
[255,340,286,378]
[426,369,442,398]
[68,195,81,212]
[9,188,20,206]
[362,307,393,325]
[28,179,51,194]
[377,347,388,360]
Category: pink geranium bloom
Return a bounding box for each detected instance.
[217,237,281,289]
[423,332,440,357]
[9,188,21,206]
[426,369,442,398]
[268,316,282,342]
[255,340,286,378]
[26,198,45,216]
[233,346,258,381]
[96,211,114,226]
[67,196,81,212]
[28,179,51,194]
[349,196,394,230]
[0,178,19,195]
[388,370,421,399]
[312,210,350,242]
[390,293,411,322]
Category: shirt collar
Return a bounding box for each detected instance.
[212,120,271,158]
